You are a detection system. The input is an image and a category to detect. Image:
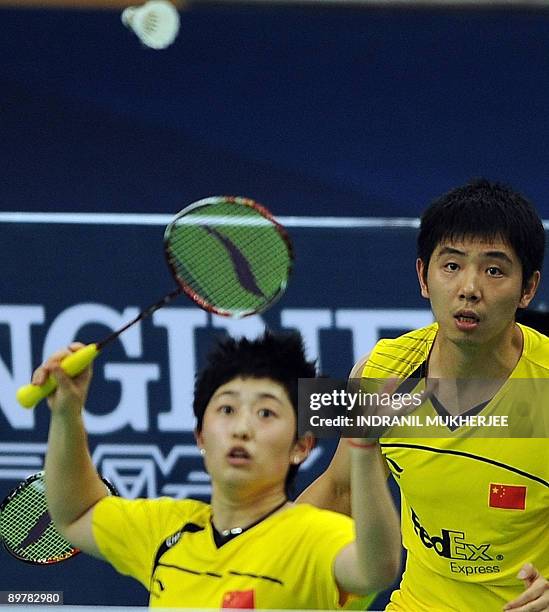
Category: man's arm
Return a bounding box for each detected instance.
[33,343,107,558]
[333,440,401,594]
[297,353,371,515]
[300,351,401,593]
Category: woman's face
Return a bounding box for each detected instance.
[196,377,307,495]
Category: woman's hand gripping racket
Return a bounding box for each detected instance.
[0,471,117,564]
[17,196,293,409]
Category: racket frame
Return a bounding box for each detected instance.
[0,471,117,565]
[163,196,294,318]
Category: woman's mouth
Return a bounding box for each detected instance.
[226,447,252,466]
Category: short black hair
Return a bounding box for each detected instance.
[193,330,317,492]
[418,179,545,287]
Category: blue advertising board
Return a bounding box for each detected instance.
[1,216,547,606]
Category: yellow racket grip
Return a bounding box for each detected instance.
[16,344,100,409]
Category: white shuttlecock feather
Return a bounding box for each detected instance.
[122,0,180,50]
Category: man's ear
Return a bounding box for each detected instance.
[416,258,430,299]
[518,271,541,309]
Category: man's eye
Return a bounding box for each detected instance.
[444,262,459,271]
[487,266,503,277]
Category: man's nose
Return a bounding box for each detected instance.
[459,270,481,302]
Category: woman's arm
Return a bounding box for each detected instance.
[33,343,107,558]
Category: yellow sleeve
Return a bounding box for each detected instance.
[92,496,190,588]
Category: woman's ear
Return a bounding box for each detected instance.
[194,429,204,452]
[290,431,315,465]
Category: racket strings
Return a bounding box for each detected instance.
[166,200,291,315]
[169,227,286,308]
[0,478,75,563]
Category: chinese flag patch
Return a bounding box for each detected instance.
[489,483,527,510]
[221,590,255,609]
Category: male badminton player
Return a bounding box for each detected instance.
[300,179,549,611]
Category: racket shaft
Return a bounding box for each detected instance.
[16,290,180,410]
[16,344,100,409]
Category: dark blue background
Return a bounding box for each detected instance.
[1,4,548,610]
[2,5,549,217]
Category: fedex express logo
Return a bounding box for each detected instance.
[411,509,502,575]
[411,508,492,560]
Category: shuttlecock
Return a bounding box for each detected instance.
[122,0,180,50]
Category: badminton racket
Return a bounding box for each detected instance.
[0,471,117,565]
[17,196,293,408]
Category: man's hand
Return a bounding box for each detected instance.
[348,376,438,439]
[504,563,549,611]
[32,342,92,415]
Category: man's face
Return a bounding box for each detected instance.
[416,237,539,347]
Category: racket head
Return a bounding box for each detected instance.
[164,196,293,318]
[0,471,117,565]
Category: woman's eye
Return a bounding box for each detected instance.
[219,405,234,415]
[258,408,275,418]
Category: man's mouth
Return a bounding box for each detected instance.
[455,314,479,323]
[454,311,480,330]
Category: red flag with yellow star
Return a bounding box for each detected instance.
[489,483,526,510]
[221,590,255,609]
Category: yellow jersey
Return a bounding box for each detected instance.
[362,323,549,611]
[92,497,371,609]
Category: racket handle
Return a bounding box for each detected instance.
[16,344,100,409]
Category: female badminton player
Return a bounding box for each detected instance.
[32,331,401,609]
